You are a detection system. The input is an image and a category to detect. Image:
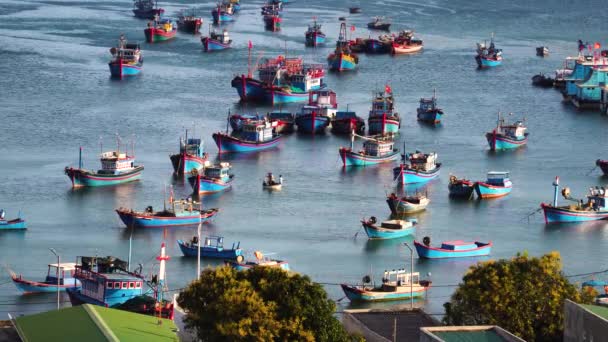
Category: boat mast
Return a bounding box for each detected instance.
[156,242,170,303]
[196,218,201,280]
[350,130,355,150]
[163,184,167,211]
[553,176,560,207]
[226,109,230,133]
[79,146,82,169]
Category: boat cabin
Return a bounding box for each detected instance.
[307,21,322,33]
[407,152,438,171]
[210,29,231,44]
[267,111,294,121]
[181,138,204,158]
[99,151,135,174]
[46,263,78,285]
[497,119,527,139]
[418,97,438,112]
[486,171,510,186]
[72,256,144,307]
[309,89,337,108]
[363,138,395,157]
[291,68,324,92]
[203,162,232,180]
[586,187,608,210]
[381,269,419,288]
[335,111,357,120]
[370,92,394,115]
[240,120,275,142]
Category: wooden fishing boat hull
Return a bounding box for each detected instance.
[177,240,242,259]
[305,31,326,47]
[0,218,26,230]
[108,59,143,79]
[133,8,164,19]
[144,28,176,43]
[213,132,281,153]
[448,181,475,199]
[386,197,429,214]
[212,10,234,23]
[474,182,511,198]
[116,208,218,228]
[486,132,528,150]
[267,87,312,105]
[67,287,141,308]
[177,19,202,34]
[270,119,294,133]
[227,260,290,271]
[365,39,390,54]
[476,55,502,68]
[202,37,232,51]
[417,109,443,124]
[11,274,80,294]
[392,43,423,54]
[362,222,415,239]
[169,153,207,175]
[65,166,144,188]
[188,174,233,194]
[414,241,492,259]
[339,148,400,167]
[596,160,608,176]
[349,7,362,14]
[340,284,428,302]
[295,114,330,134]
[393,165,441,184]
[367,23,391,31]
[231,76,318,104]
[368,115,400,135]
[331,117,365,134]
[540,203,608,224]
[327,52,358,71]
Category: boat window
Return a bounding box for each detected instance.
[135,282,142,288]
[106,282,113,289]
[114,282,120,289]
[129,282,135,289]
[122,281,128,289]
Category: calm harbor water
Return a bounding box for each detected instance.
[1,0,608,318]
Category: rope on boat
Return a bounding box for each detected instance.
[520,207,543,223]
[586,165,597,176]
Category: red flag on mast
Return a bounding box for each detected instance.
[350,25,355,32]
[385,84,392,93]
[248,40,253,49]
[595,42,601,50]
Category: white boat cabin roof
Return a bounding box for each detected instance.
[487,171,509,177]
[48,262,78,270]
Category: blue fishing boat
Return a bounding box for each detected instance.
[108,35,143,79]
[116,200,219,228]
[331,110,365,134]
[386,192,430,215]
[169,131,207,175]
[267,111,295,134]
[367,17,391,31]
[188,162,234,194]
[0,210,26,230]
[10,263,81,294]
[540,177,608,224]
[295,89,337,134]
[305,20,326,47]
[341,266,431,302]
[486,113,528,151]
[361,217,416,239]
[201,27,232,52]
[475,33,502,68]
[448,175,475,199]
[367,86,400,135]
[474,171,512,199]
[177,236,242,259]
[213,120,281,153]
[414,237,492,259]
[365,37,391,54]
[229,113,263,132]
[417,89,444,124]
[64,142,144,188]
[226,0,240,12]
[66,244,174,319]
[327,23,359,72]
[393,152,441,185]
[339,133,399,167]
[212,2,236,23]
[227,251,290,271]
[132,0,164,19]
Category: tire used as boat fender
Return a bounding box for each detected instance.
[423,236,431,246]
[369,216,377,224]
[236,255,244,264]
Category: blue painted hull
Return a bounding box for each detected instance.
[367,116,400,135]
[474,182,511,198]
[366,39,390,53]
[541,204,608,224]
[327,53,357,71]
[340,284,427,302]
[340,149,400,166]
[486,132,527,150]
[0,219,26,230]
[268,90,311,104]
[11,274,81,293]
[295,115,330,134]
[170,153,207,174]
[212,11,234,23]
[394,166,440,184]
[417,110,443,124]
[202,38,232,51]
[476,56,502,68]
[188,175,233,194]
[363,224,414,239]
[67,287,143,308]
[230,76,317,104]
[177,240,242,259]
[213,133,281,153]
[65,167,144,187]
[414,241,491,259]
[306,32,326,47]
[116,210,217,228]
[108,62,142,79]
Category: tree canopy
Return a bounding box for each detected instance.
[443,251,597,342]
[178,265,356,342]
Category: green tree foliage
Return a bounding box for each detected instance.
[178,265,355,342]
[443,251,597,341]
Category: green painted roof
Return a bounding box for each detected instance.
[15,304,178,342]
[433,330,505,342]
[582,304,608,321]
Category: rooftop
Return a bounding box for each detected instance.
[581,304,608,321]
[343,308,438,341]
[421,326,525,342]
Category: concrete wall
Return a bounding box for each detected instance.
[564,300,608,342]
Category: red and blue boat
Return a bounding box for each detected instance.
[227,251,290,271]
[177,236,242,259]
[474,171,512,198]
[339,133,399,167]
[331,110,365,134]
[201,27,232,52]
[295,89,337,134]
[188,162,234,194]
[10,263,81,294]
[264,13,281,32]
[540,177,608,223]
[361,217,416,239]
[116,199,218,228]
[367,86,400,135]
[132,0,164,19]
[169,131,207,175]
[177,13,202,34]
[229,113,263,132]
[214,119,281,153]
[327,23,358,71]
[108,35,142,79]
[0,210,26,230]
[212,3,236,23]
[393,152,441,184]
[486,113,528,151]
[475,33,502,68]
[365,37,391,54]
[341,266,431,302]
[305,20,326,47]
[144,18,176,43]
[417,89,444,124]
[414,237,492,259]
[64,143,144,188]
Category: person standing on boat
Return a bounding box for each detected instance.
[279,175,283,185]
